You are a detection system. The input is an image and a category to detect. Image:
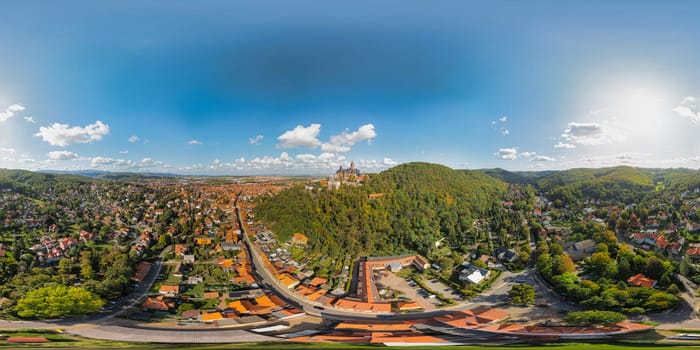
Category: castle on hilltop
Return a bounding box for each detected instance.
[328,161,366,189]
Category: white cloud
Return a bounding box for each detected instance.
[530,155,555,162]
[520,151,536,158]
[47,151,79,160]
[554,141,576,149]
[128,135,140,143]
[249,135,264,145]
[500,128,510,136]
[119,150,129,154]
[35,120,110,147]
[24,116,35,124]
[187,139,202,145]
[0,147,16,154]
[90,157,135,168]
[277,124,322,149]
[250,152,295,168]
[672,96,700,123]
[321,124,377,153]
[559,121,622,146]
[296,154,317,164]
[383,157,398,166]
[499,116,508,122]
[494,147,518,160]
[0,104,25,122]
[139,157,163,167]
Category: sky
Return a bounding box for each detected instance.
[1,1,700,175]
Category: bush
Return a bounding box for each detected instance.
[15,285,104,318]
[564,310,626,326]
[509,283,536,305]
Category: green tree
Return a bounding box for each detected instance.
[564,310,626,326]
[79,250,95,280]
[15,285,104,318]
[508,283,536,305]
[0,256,19,285]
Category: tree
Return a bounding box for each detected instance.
[0,257,19,285]
[557,254,576,274]
[564,310,626,326]
[177,302,195,316]
[79,250,95,280]
[15,285,104,318]
[508,283,536,305]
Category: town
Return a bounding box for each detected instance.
[3,164,700,346]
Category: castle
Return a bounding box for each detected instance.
[328,162,366,189]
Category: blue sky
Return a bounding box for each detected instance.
[1,1,700,174]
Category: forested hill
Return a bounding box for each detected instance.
[534,166,654,204]
[254,162,508,258]
[478,168,554,185]
[0,169,94,196]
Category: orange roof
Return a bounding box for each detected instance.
[472,306,509,322]
[307,290,325,301]
[174,244,188,255]
[159,284,180,294]
[218,259,234,269]
[268,294,288,307]
[201,312,223,322]
[255,294,276,308]
[335,322,413,331]
[233,274,256,285]
[616,321,653,331]
[227,300,248,314]
[195,237,213,245]
[142,297,170,311]
[278,273,300,288]
[292,233,308,244]
[333,299,392,313]
[308,276,328,287]
[435,307,508,328]
[370,333,446,344]
[203,291,220,299]
[627,273,657,288]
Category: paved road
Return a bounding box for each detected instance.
[68,325,277,343]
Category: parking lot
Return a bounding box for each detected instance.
[374,271,437,310]
[420,277,463,301]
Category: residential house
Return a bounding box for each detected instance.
[142,296,173,311]
[459,266,490,285]
[627,273,657,288]
[497,248,519,263]
[159,284,181,297]
[292,233,308,246]
[174,244,188,256]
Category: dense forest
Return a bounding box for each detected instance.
[254,162,509,260]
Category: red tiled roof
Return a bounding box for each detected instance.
[627,273,657,288]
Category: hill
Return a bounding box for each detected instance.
[535,166,654,204]
[254,162,508,260]
[0,169,94,197]
[478,168,555,185]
